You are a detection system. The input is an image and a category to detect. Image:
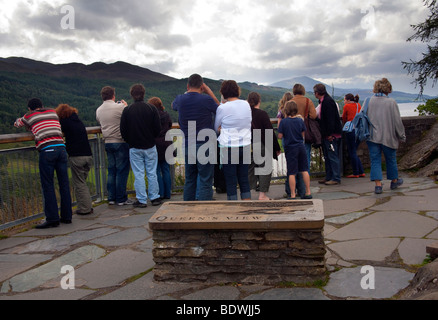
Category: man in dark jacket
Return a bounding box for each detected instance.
[314,84,343,185]
[120,84,162,208]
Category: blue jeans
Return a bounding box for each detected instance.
[184,143,214,201]
[346,131,364,175]
[39,146,72,223]
[221,146,252,201]
[321,138,341,183]
[157,160,172,199]
[105,143,130,204]
[130,147,160,204]
[367,141,399,182]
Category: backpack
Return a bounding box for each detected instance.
[352,98,374,143]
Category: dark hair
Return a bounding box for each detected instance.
[56,104,78,119]
[247,92,261,108]
[313,84,327,95]
[130,84,146,101]
[28,98,43,110]
[148,97,165,111]
[284,100,298,117]
[220,80,240,100]
[292,84,306,96]
[101,86,115,101]
[345,93,360,103]
[188,74,204,89]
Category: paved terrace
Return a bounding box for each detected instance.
[0,173,437,301]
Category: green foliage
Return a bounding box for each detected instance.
[416,98,438,115]
[402,0,438,96]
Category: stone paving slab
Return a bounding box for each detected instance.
[327,238,401,262]
[0,237,39,252]
[244,288,329,300]
[95,271,201,300]
[15,227,119,254]
[0,287,94,300]
[181,286,241,300]
[399,238,438,265]
[0,253,53,283]
[326,211,438,241]
[324,266,414,299]
[1,245,105,293]
[90,227,150,247]
[372,190,438,212]
[74,248,154,289]
[322,197,377,217]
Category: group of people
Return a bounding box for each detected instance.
[14,74,406,229]
[282,78,405,196]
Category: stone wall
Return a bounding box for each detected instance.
[152,228,326,285]
[343,116,438,174]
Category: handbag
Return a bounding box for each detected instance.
[343,103,359,133]
[304,99,322,148]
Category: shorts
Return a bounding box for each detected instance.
[285,146,309,176]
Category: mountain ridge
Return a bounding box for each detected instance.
[0,57,176,83]
[270,76,433,102]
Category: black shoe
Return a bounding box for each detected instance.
[36,221,60,229]
[133,201,147,208]
[76,208,94,216]
[60,219,72,224]
[151,198,162,206]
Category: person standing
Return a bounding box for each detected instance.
[314,83,343,185]
[96,86,132,206]
[56,104,94,216]
[120,84,162,208]
[277,101,312,200]
[215,80,252,201]
[291,84,317,166]
[366,78,406,194]
[172,74,220,201]
[277,92,293,127]
[14,98,73,229]
[247,92,281,200]
[148,97,173,200]
[342,94,365,178]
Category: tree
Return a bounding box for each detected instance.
[416,97,438,115]
[402,0,438,97]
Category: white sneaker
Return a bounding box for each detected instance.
[118,199,135,206]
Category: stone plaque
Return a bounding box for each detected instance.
[149,200,324,230]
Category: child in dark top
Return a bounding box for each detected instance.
[277,101,312,200]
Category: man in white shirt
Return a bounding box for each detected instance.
[96,86,132,206]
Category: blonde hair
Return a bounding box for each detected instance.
[278,92,293,116]
[373,78,393,95]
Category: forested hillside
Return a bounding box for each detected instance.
[0,58,294,135]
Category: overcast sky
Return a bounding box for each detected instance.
[0,0,435,95]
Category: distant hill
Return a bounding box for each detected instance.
[0,57,175,83]
[270,76,432,103]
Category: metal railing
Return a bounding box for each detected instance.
[0,121,325,230]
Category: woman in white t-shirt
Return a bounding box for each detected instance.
[215,80,252,200]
